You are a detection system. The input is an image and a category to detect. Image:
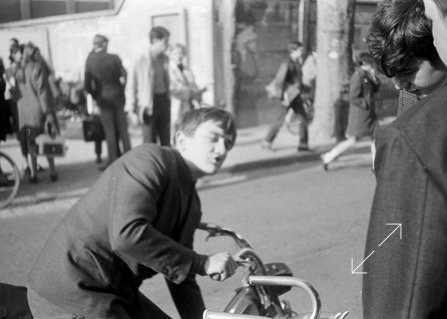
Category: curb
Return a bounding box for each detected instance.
[2,149,323,212]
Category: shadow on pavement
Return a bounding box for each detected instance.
[12,160,102,207]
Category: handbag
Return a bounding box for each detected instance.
[36,134,67,157]
[82,115,105,142]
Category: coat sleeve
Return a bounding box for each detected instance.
[32,63,53,115]
[116,55,127,89]
[363,128,447,318]
[108,151,204,284]
[125,60,138,114]
[84,56,97,99]
[349,70,368,110]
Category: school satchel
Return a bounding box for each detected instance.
[82,115,105,142]
[0,283,33,319]
[35,134,67,157]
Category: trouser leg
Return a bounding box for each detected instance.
[99,107,119,164]
[115,106,131,153]
[291,97,309,147]
[133,292,172,319]
[153,94,171,147]
[265,105,288,144]
[323,136,357,164]
[142,120,156,144]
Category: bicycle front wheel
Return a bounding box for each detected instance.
[0,151,21,209]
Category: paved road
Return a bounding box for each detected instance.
[0,152,375,318]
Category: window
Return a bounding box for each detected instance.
[0,0,116,24]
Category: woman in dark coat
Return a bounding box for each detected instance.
[321,52,380,170]
[14,43,59,183]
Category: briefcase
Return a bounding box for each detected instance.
[82,116,105,142]
[35,134,67,157]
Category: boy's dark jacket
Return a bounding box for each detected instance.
[29,145,207,318]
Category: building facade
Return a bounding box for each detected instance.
[0,0,391,129]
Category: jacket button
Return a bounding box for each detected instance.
[161,269,168,275]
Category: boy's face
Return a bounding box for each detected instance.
[176,121,234,179]
[170,47,185,65]
[393,57,447,97]
[290,47,303,62]
[423,0,447,66]
[152,37,170,56]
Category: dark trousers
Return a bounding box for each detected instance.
[27,285,172,319]
[265,96,309,146]
[333,99,349,143]
[142,93,171,146]
[98,103,131,165]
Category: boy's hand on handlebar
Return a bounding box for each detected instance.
[205,252,238,281]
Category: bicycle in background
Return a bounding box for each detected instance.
[0,151,21,209]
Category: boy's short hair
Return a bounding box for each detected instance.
[288,41,303,53]
[368,0,440,77]
[174,107,237,149]
[358,51,374,66]
[149,26,170,43]
[171,43,186,55]
[93,34,108,45]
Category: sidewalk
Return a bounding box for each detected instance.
[0,121,374,211]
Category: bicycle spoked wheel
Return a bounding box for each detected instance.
[0,152,21,209]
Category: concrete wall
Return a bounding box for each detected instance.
[0,0,216,103]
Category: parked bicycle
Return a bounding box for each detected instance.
[199,222,349,319]
[0,151,21,209]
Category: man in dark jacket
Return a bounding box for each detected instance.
[362,0,447,317]
[85,34,131,169]
[27,107,239,319]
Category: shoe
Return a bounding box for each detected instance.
[320,154,329,172]
[29,175,38,184]
[261,141,275,152]
[50,172,58,182]
[297,145,311,152]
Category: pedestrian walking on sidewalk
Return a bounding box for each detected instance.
[321,52,380,171]
[262,41,311,152]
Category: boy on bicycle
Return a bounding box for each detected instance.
[27,107,239,319]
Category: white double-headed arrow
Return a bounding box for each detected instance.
[351,223,402,275]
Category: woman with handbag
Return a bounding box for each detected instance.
[320,52,381,171]
[13,42,59,183]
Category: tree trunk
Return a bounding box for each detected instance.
[310,0,355,145]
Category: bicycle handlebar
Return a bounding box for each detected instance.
[198,222,254,249]
[203,310,265,319]
[249,276,321,319]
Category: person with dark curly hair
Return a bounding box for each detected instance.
[362,0,447,317]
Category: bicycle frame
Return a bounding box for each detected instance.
[198,222,349,319]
